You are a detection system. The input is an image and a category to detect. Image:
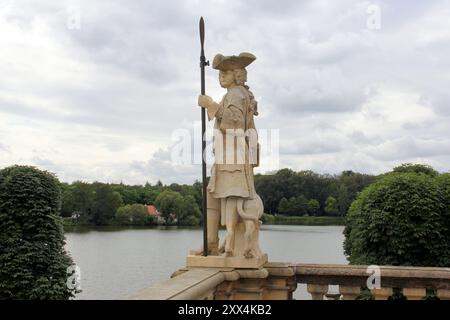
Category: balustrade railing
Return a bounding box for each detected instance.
[131,262,450,300]
[291,263,450,300]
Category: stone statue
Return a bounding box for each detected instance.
[194,52,265,260]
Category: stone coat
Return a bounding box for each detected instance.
[207,86,257,200]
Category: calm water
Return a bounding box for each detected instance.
[65,225,347,300]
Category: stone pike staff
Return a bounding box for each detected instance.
[199,17,209,256]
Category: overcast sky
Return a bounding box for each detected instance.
[1,0,449,185]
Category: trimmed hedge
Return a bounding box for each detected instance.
[0,165,77,299]
[344,171,450,267]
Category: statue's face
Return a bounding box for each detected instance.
[234,69,247,86]
[219,70,236,88]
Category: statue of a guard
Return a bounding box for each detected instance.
[196,52,263,258]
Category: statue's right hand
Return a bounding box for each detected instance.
[198,95,213,109]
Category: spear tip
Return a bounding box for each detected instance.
[199,16,205,47]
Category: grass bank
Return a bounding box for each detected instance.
[262,214,345,226]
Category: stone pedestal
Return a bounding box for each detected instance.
[186,253,268,269]
[213,265,296,300]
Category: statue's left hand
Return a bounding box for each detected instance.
[198,95,214,109]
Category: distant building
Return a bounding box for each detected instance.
[147,205,159,216]
[71,211,81,219]
[146,205,165,224]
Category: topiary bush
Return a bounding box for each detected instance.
[0,165,77,299]
[391,163,439,177]
[344,171,450,267]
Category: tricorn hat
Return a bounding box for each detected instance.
[212,52,256,71]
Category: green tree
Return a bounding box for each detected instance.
[438,173,450,239]
[192,180,204,214]
[307,199,320,216]
[334,171,375,216]
[344,170,450,266]
[324,196,339,216]
[0,165,77,299]
[178,195,202,226]
[116,206,132,225]
[153,191,201,226]
[337,184,351,216]
[91,183,123,225]
[289,195,308,216]
[392,163,438,176]
[61,181,94,221]
[277,197,290,215]
[115,204,152,225]
[131,205,151,225]
[60,183,74,217]
[155,190,184,224]
[255,168,375,215]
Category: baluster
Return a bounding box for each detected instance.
[370,288,393,300]
[307,284,328,300]
[402,288,426,300]
[339,286,361,300]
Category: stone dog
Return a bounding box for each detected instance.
[219,194,264,258]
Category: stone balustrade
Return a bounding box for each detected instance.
[130,262,450,300]
[293,263,450,300]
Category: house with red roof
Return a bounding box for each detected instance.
[147,205,159,216]
[146,205,165,224]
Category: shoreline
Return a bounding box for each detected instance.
[62,215,346,231]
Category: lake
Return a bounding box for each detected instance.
[65,225,347,300]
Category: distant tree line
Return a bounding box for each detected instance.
[60,180,203,226]
[59,169,376,226]
[255,169,375,216]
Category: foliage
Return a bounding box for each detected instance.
[60,182,94,220]
[115,204,154,226]
[261,213,276,224]
[344,170,450,267]
[178,195,202,226]
[155,191,201,226]
[60,179,202,226]
[392,163,439,177]
[289,195,309,215]
[111,183,158,206]
[264,215,345,226]
[277,195,316,216]
[56,163,446,228]
[58,167,379,227]
[277,197,290,215]
[60,182,124,225]
[0,165,77,299]
[324,196,339,216]
[255,169,375,216]
[438,173,450,235]
[307,199,320,216]
[155,190,183,224]
[90,183,123,225]
[355,287,374,300]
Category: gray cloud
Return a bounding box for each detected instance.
[367,137,450,161]
[1,0,450,184]
[130,148,200,185]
